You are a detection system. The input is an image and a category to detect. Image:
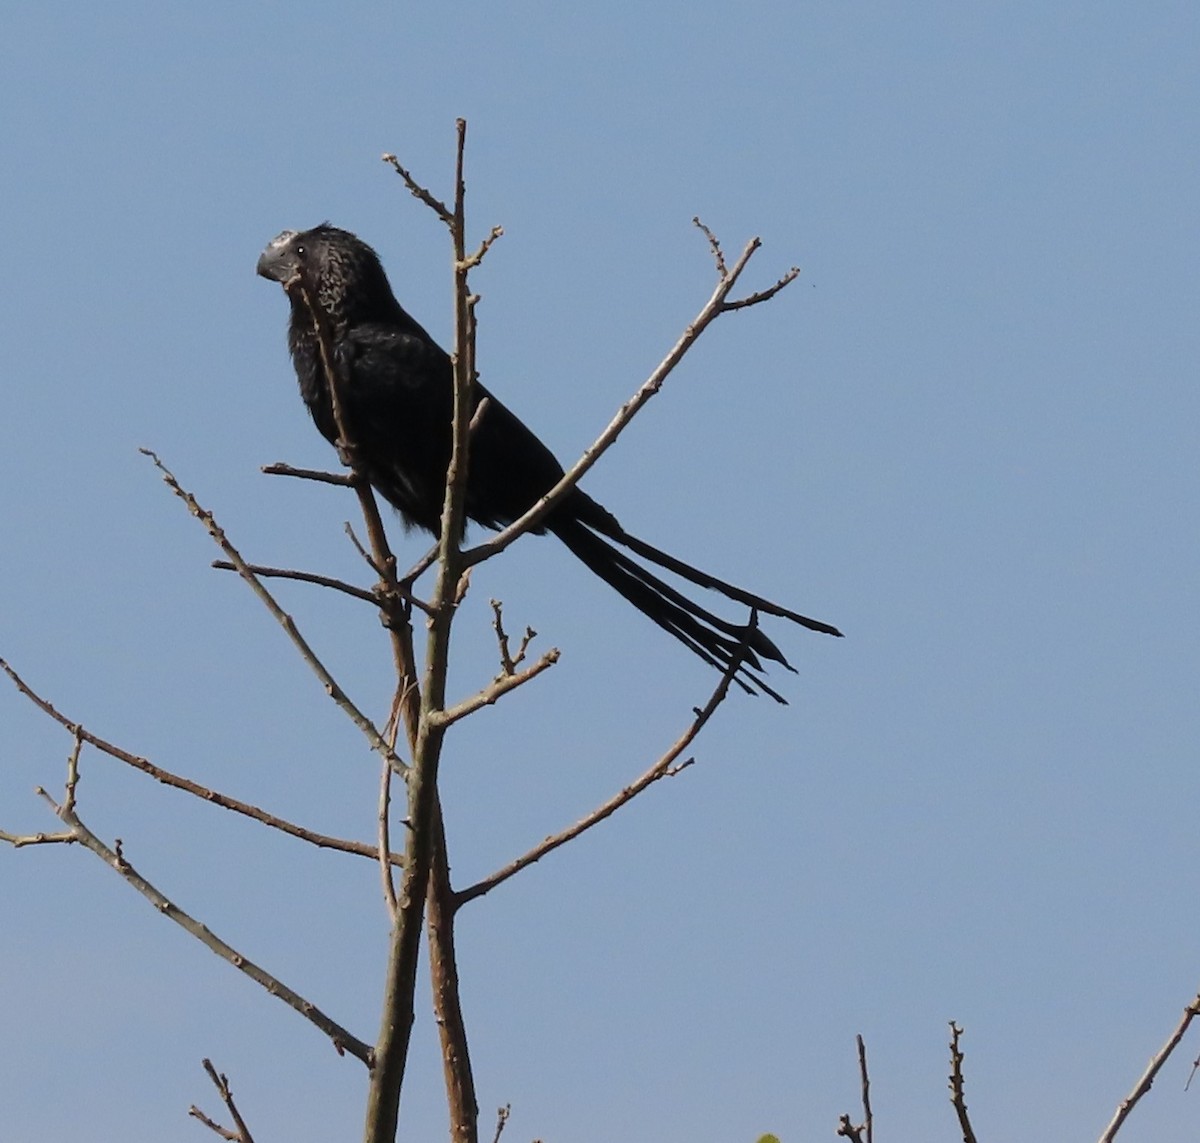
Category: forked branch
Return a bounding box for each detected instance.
[462,218,800,566]
[141,450,408,777]
[2,741,371,1064]
[0,658,403,866]
[189,1059,256,1143]
[835,1034,872,1143]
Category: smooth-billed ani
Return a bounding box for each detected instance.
[257,225,839,699]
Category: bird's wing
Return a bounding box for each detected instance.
[332,323,455,532]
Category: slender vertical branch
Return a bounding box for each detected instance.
[835,1035,872,1143]
[378,755,399,922]
[422,113,481,1143]
[427,804,478,1143]
[364,117,480,1143]
[857,1034,873,1143]
[948,1021,979,1143]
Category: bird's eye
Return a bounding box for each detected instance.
[294,244,306,258]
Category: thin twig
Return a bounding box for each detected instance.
[836,1115,864,1143]
[261,462,355,486]
[140,450,408,778]
[282,277,411,623]
[720,266,801,311]
[459,225,504,271]
[379,713,400,922]
[491,1104,511,1143]
[382,152,453,224]
[0,826,77,847]
[468,395,491,435]
[26,746,372,1064]
[455,649,744,907]
[432,648,560,730]
[490,600,538,675]
[948,1021,979,1143]
[337,524,436,618]
[213,556,434,618]
[858,1034,874,1143]
[188,1059,256,1143]
[402,542,441,586]
[834,1033,871,1142]
[462,222,798,567]
[188,1106,238,1141]
[211,560,378,604]
[0,658,404,866]
[693,217,728,278]
[1099,989,1200,1143]
[454,566,473,607]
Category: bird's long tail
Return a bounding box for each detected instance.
[614,529,843,638]
[550,516,839,703]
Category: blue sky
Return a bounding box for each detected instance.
[2,3,1199,1140]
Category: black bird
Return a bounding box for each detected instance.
[257,225,840,699]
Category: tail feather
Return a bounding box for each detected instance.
[614,529,843,638]
[600,540,795,669]
[551,518,801,703]
[565,492,842,639]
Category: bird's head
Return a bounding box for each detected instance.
[255,228,305,285]
[257,225,398,327]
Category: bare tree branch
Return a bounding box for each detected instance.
[719,267,801,311]
[459,225,504,271]
[0,658,403,866]
[1099,988,1200,1143]
[455,649,743,908]
[426,801,478,1143]
[858,1034,874,1143]
[489,600,538,675]
[948,1021,979,1143]
[462,221,799,567]
[211,559,378,604]
[835,1035,872,1143]
[261,461,355,486]
[188,1106,239,1141]
[432,647,560,730]
[379,721,400,923]
[361,118,484,1143]
[263,144,484,1142]
[141,450,409,778]
[10,745,372,1064]
[836,1115,864,1143]
[189,1058,256,1143]
[0,824,76,847]
[693,216,729,278]
[382,151,453,224]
